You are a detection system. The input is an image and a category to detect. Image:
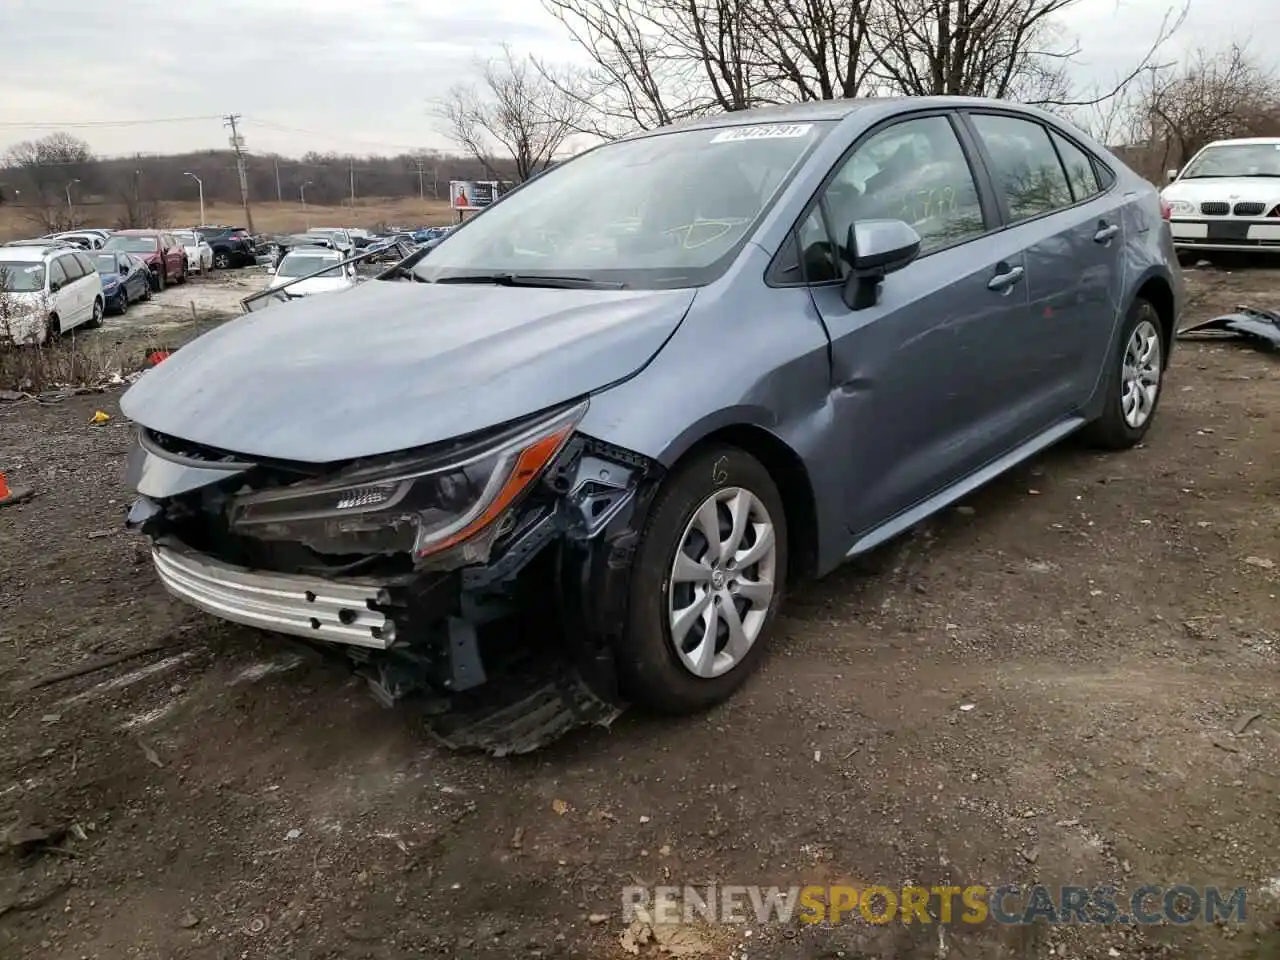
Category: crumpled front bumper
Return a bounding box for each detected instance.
[151,538,396,649]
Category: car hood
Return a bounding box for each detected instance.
[120,278,696,463]
[1163,177,1280,207]
[267,273,350,293]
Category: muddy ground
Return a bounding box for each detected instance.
[0,261,1278,960]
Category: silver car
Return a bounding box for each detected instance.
[119,96,1183,752]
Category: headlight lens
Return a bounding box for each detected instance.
[1167,199,1195,215]
[228,400,587,562]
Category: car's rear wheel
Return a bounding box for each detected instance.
[1083,297,1166,450]
[618,446,787,714]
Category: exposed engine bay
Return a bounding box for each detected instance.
[123,405,665,755]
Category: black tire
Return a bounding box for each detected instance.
[44,314,60,344]
[155,269,166,292]
[86,297,104,329]
[141,281,152,302]
[175,263,187,285]
[1082,297,1167,450]
[213,251,230,270]
[618,445,788,714]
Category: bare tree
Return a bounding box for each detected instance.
[436,44,586,182]
[1133,43,1280,174]
[541,0,1185,137]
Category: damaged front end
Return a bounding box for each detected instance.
[123,399,664,754]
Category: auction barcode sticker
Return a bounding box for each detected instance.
[710,123,814,143]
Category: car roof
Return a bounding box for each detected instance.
[1202,136,1280,148]
[619,95,1073,140]
[111,229,163,236]
[0,245,63,261]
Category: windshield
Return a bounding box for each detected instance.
[174,232,197,244]
[278,255,344,278]
[104,236,159,253]
[93,254,121,274]
[0,262,46,293]
[1181,143,1280,179]
[412,121,832,288]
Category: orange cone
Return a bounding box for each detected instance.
[0,471,34,508]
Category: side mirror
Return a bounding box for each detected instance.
[49,281,61,293]
[1166,169,1179,183]
[841,219,921,310]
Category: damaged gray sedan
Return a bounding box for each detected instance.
[120,97,1183,752]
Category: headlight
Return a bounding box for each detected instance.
[1166,199,1195,215]
[227,399,587,564]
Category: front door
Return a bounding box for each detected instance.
[801,112,1037,537]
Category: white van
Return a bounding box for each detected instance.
[0,244,105,344]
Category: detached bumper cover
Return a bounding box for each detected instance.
[152,539,394,649]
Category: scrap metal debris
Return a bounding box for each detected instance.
[1178,305,1280,349]
[423,665,623,756]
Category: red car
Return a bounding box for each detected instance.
[103,230,188,291]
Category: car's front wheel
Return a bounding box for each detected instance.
[115,289,129,315]
[1083,297,1166,450]
[213,251,230,270]
[619,445,787,714]
[86,297,104,329]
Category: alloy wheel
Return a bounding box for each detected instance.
[667,486,778,679]
[1121,318,1162,429]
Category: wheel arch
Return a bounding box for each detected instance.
[665,423,819,585]
[1128,268,1177,369]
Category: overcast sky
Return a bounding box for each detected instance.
[0,0,1273,159]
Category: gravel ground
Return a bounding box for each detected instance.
[0,262,1278,960]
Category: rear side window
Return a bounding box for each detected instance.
[1050,131,1102,201]
[74,252,97,276]
[969,114,1073,222]
[58,255,85,281]
[48,258,68,287]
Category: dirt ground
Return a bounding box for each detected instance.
[1,260,1279,960]
[0,198,456,244]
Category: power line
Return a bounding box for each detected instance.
[0,115,223,129]
[242,118,430,154]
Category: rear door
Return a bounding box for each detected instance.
[962,112,1128,422]
[75,252,102,318]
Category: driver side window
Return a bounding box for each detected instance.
[799,114,986,282]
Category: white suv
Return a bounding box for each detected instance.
[0,244,105,344]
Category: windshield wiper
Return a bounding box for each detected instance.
[433,273,625,290]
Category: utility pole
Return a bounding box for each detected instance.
[273,157,282,204]
[349,157,356,211]
[414,158,424,201]
[224,113,255,234]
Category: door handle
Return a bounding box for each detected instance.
[987,265,1024,292]
[1094,223,1120,243]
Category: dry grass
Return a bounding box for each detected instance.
[0,197,457,242]
[0,333,135,394]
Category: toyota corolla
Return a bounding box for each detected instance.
[119,96,1183,753]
